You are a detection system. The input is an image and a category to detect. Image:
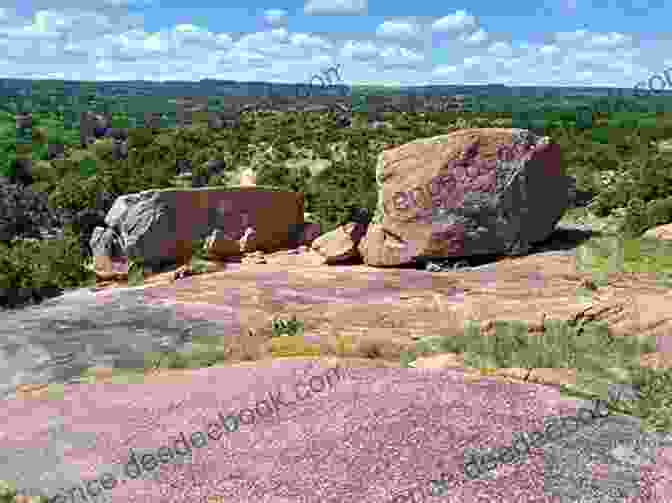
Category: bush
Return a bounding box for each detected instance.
[586,141,672,219]
[645,196,672,227]
[619,196,672,237]
[47,171,102,216]
[0,182,61,244]
[0,225,95,310]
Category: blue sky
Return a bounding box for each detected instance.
[0,0,670,89]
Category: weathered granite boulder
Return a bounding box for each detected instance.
[312,222,367,264]
[90,226,125,258]
[93,187,304,268]
[359,128,570,267]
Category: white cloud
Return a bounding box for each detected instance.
[555,29,589,43]
[235,28,290,55]
[214,33,234,49]
[571,50,622,64]
[432,11,477,33]
[340,40,378,60]
[495,57,522,70]
[585,32,631,49]
[379,45,424,68]
[461,28,488,45]
[432,65,459,75]
[539,44,561,55]
[376,20,420,41]
[34,10,72,32]
[0,24,62,40]
[220,47,268,68]
[463,55,483,68]
[263,9,287,27]
[289,33,333,51]
[304,0,367,16]
[0,3,663,89]
[486,41,514,57]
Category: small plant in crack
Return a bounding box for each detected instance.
[190,238,209,262]
[0,480,47,503]
[127,255,146,286]
[271,315,304,337]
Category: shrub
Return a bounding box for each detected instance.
[271,315,304,337]
[619,196,672,237]
[190,238,209,262]
[0,224,95,310]
[47,171,101,215]
[644,196,672,228]
[0,182,61,244]
[586,142,672,220]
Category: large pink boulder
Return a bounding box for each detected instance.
[359,128,570,266]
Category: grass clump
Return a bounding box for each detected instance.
[269,336,321,358]
[620,365,672,434]
[268,315,319,357]
[333,334,357,356]
[140,334,231,372]
[403,317,670,435]
[271,315,305,337]
[134,315,312,371]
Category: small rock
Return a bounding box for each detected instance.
[242,250,267,264]
[239,226,258,253]
[173,265,196,281]
[642,222,672,242]
[311,222,367,264]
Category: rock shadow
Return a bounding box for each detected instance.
[412,224,604,271]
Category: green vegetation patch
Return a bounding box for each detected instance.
[402,317,671,435]
[575,234,672,287]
